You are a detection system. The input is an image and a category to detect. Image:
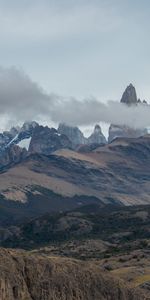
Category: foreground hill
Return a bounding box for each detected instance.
[2,204,150,297]
[0,248,143,300]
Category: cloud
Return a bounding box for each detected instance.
[0,66,150,131]
[50,97,150,129]
[0,67,50,127]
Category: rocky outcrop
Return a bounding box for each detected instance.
[58,123,86,147]
[0,145,27,169]
[29,125,72,155]
[0,248,143,300]
[87,124,106,145]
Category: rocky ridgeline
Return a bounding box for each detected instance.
[0,121,38,151]
[0,122,106,153]
[0,83,148,166]
[0,122,107,168]
[58,123,106,147]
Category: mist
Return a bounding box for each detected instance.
[0,67,150,131]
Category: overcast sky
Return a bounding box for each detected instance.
[0,0,150,101]
[0,0,150,136]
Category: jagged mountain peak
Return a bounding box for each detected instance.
[108,84,148,142]
[120,83,137,105]
[0,121,39,152]
[58,123,86,147]
[94,124,102,133]
[87,124,106,145]
[29,125,72,155]
[58,123,107,148]
[21,121,38,132]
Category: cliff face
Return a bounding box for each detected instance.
[0,144,27,168]
[0,248,143,300]
[58,123,106,148]
[29,126,72,154]
[87,124,106,145]
[120,83,138,105]
[58,123,86,147]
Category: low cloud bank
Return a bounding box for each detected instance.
[0,67,149,130]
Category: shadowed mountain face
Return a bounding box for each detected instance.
[0,123,107,168]
[58,123,86,147]
[28,126,72,155]
[0,135,150,224]
[0,145,27,169]
[58,123,106,148]
[87,124,106,145]
[121,83,138,105]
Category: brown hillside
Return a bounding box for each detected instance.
[0,135,150,206]
[0,248,144,300]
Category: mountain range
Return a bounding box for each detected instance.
[0,83,147,159]
[0,84,150,299]
[0,84,148,225]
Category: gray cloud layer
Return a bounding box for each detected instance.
[0,67,150,130]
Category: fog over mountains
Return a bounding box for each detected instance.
[0,78,150,300]
[0,67,150,131]
[0,81,148,165]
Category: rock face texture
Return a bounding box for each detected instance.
[0,145,27,169]
[0,248,142,300]
[58,123,86,147]
[0,122,107,169]
[120,83,138,105]
[58,123,106,148]
[108,84,148,142]
[29,125,72,155]
[15,121,38,146]
[87,124,106,145]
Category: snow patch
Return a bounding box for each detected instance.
[18,137,31,150]
[55,132,61,136]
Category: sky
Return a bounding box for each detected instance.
[0,0,150,134]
